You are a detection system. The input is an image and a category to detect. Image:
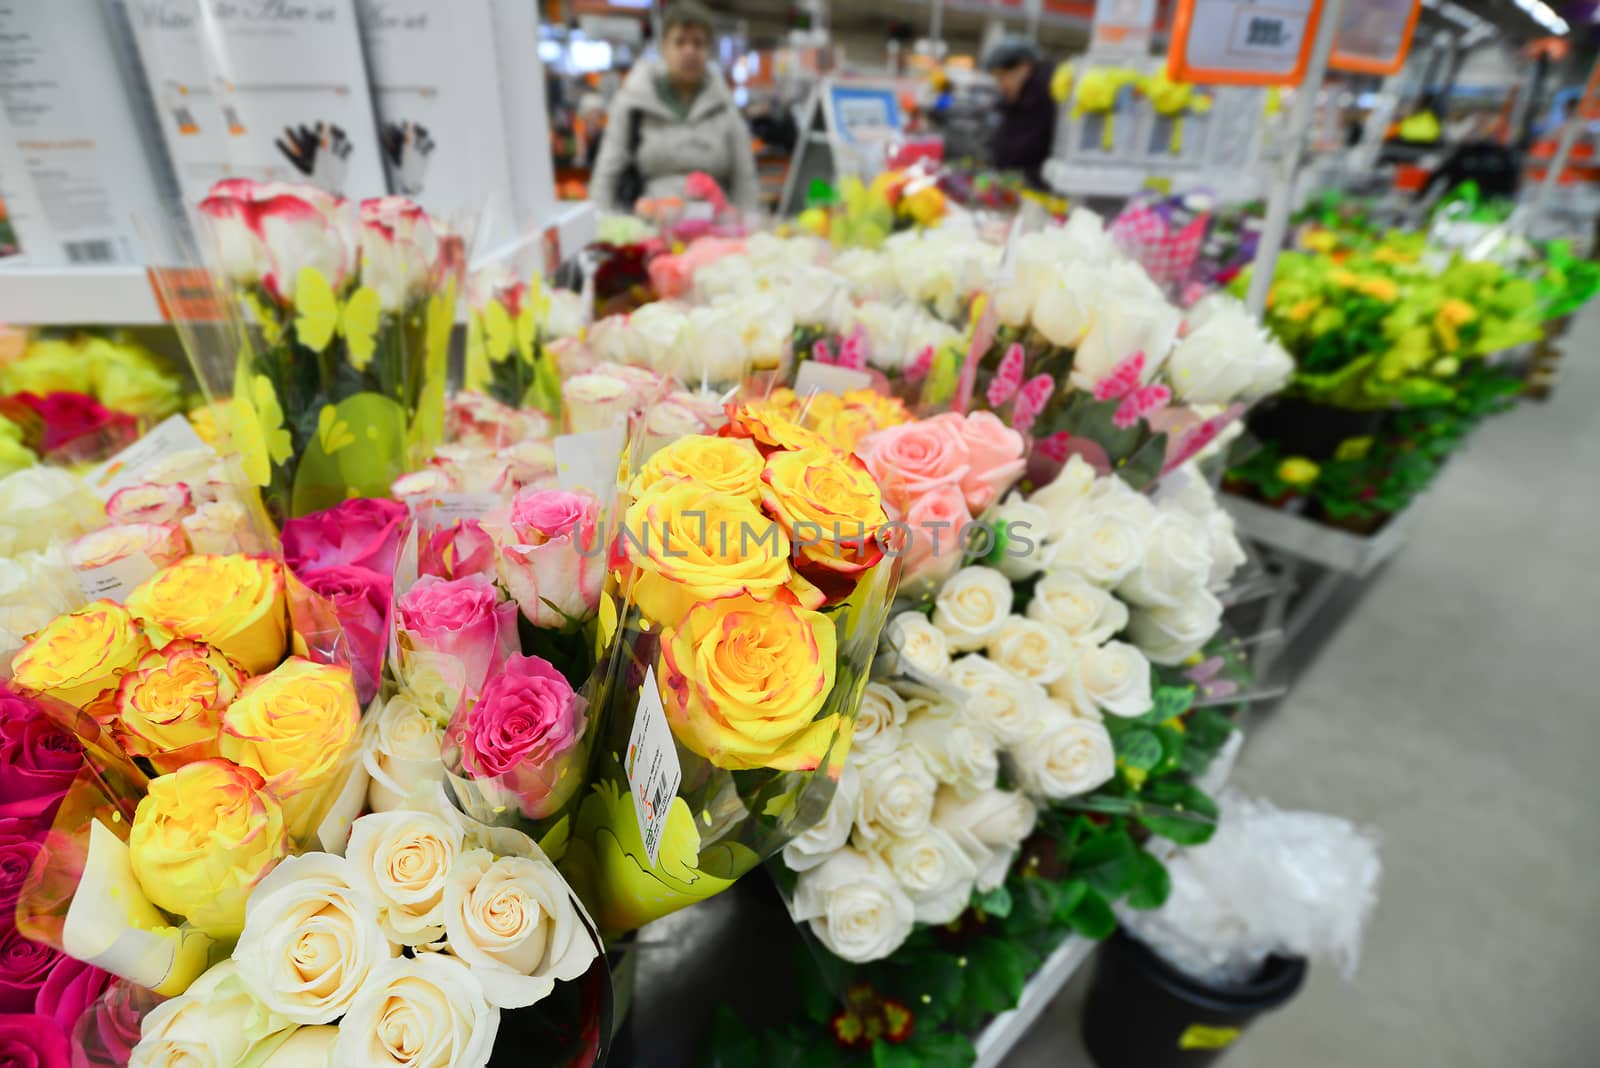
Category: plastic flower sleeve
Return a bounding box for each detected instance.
[557,409,903,939]
[464,227,584,415]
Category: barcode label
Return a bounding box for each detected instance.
[64,239,115,264]
[625,667,681,868]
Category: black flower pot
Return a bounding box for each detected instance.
[1081,931,1306,1068]
[1247,397,1390,462]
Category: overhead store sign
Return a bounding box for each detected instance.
[1168,0,1326,86]
[1329,0,1422,75]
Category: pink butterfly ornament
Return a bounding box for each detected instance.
[987,342,1026,407]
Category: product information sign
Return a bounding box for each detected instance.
[1169,0,1326,86]
[1329,0,1421,75]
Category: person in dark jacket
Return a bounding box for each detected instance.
[984,39,1057,190]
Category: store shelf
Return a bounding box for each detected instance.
[1222,494,1418,578]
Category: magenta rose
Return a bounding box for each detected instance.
[282,497,409,576]
[499,488,604,630]
[0,688,82,824]
[11,392,138,458]
[34,956,112,1048]
[0,1013,69,1068]
[396,575,518,698]
[0,923,63,1013]
[456,654,586,819]
[70,978,147,1068]
[419,520,496,581]
[0,818,42,921]
[299,565,393,707]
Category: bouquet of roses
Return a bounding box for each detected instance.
[463,259,586,416]
[191,179,465,521]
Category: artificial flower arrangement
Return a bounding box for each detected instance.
[191,179,465,521]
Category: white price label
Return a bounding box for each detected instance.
[75,554,159,605]
[554,426,626,496]
[413,492,502,531]
[625,667,682,868]
[85,415,210,501]
[794,360,873,397]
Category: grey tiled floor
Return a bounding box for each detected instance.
[1006,308,1600,1068]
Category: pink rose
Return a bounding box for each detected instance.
[498,489,604,630]
[0,923,62,1012]
[0,1013,69,1068]
[859,417,971,514]
[955,411,1027,513]
[899,482,973,590]
[105,482,192,526]
[447,392,552,449]
[10,393,138,458]
[34,957,113,1047]
[283,497,409,576]
[646,254,693,300]
[0,688,82,823]
[0,819,41,921]
[396,575,518,698]
[70,979,147,1068]
[300,565,393,707]
[454,654,586,819]
[419,520,497,581]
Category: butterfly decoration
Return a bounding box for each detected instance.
[1010,373,1055,434]
[903,344,935,384]
[1036,431,1074,464]
[986,342,1026,407]
[1185,656,1238,700]
[813,327,867,371]
[294,265,382,370]
[1092,351,1171,430]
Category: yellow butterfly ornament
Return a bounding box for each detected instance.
[293,266,383,371]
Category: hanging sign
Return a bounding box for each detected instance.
[1329,0,1421,75]
[1168,0,1326,87]
[1092,0,1159,51]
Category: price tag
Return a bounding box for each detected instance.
[794,360,873,396]
[1329,0,1421,76]
[625,668,682,868]
[412,493,502,532]
[85,414,211,500]
[76,554,159,605]
[1169,0,1324,87]
[554,426,626,496]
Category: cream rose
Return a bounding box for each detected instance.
[443,848,598,1008]
[1027,570,1130,644]
[944,654,1048,747]
[257,1026,339,1067]
[628,301,688,369]
[901,697,999,796]
[234,853,393,1024]
[1032,260,1098,347]
[875,825,978,924]
[1050,510,1148,588]
[0,547,78,654]
[791,848,916,963]
[1118,511,1213,609]
[782,762,862,872]
[1127,590,1224,665]
[991,493,1050,580]
[346,810,464,945]
[931,566,1014,651]
[333,954,498,1068]
[853,753,937,845]
[1068,640,1153,718]
[1027,455,1097,530]
[365,693,447,813]
[852,682,908,760]
[884,612,951,678]
[1011,718,1116,800]
[932,786,1038,892]
[986,616,1078,686]
[128,961,293,1068]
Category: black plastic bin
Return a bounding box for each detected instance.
[1246,396,1390,462]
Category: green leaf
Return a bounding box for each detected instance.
[1053,879,1089,925]
[1067,886,1118,940]
[1071,830,1139,898]
[1137,784,1220,846]
[873,1031,977,1068]
[1153,724,1186,774]
[1115,728,1163,771]
[963,938,1037,1014]
[1150,686,1195,723]
[1008,877,1060,934]
[977,884,1013,919]
[702,1005,766,1068]
[884,953,965,1030]
[1127,851,1172,910]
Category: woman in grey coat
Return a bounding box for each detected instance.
[590,2,760,214]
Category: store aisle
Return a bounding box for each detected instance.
[1008,306,1600,1068]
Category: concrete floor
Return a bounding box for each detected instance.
[1006,308,1600,1068]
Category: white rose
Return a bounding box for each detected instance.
[584,315,634,365]
[931,566,1014,651]
[1127,590,1224,665]
[1117,511,1214,609]
[791,847,916,963]
[788,265,852,330]
[0,548,79,654]
[346,810,463,945]
[1027,570,1129,645]
[1032,261,1099,348]
[852,682,908,760]
[561,369,635,434]
[692,254,756,301]
[1167,295,1293,404]
[992,493,1051,580]
[724,292,794,370]
[674,303,748,385]
[365,694,447,813]
[932,786,1038,892]
[257,1026,339,1067]
[902,697,1000,796]
[833,248,895,300]
[443,847,598,1008]
[944,654,1048,748]
[129,961,293,1068]
[1011,718,1116,800]
[0,467,102,555]
[902,315,961,373]
[1027,454,1097,524]
[991,233,1054,326]
[1068,640,1152,718]
[1203,509,1248,590]
[846,301,908,370]
[1085,471,1160,528]
[628,302,688,370]
[543,289,587,339]
[854,753,938,844]
[884,612,951,678]
[875,825,978,924]
[986,616,1078,686]
[1051,509,1148,588]
[234,853,393,1024]
[783,762,862,872]
[333,954,498,1068]
[1068,299,1181,393]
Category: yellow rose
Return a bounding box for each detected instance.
[127,554,288,674]
[116,639,244,771]
[657,591,839,771]
[841,389,910,431]
[724,403,834,453]
[11,600,152,718]
[220,657,360,838]
[759,446,886,582]
[87,336,182,419]
[1,338,95,396]
[622,480,813,627]
[129,758,289,937]
[633,435,764,502]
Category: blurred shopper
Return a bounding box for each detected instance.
[984,38,1057,189]
[591,2,759,213]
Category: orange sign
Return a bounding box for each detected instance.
[1168,0,1327,87]
[1329,0,1421,75]
[1580,58,1600,121]
[147,267,228,322]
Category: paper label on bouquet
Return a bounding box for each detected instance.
[555,426,625,496]
[86,415,210,500]
[625,667,681,868]
[794,361,872,396]
[75,553,159,605]
[414,493,502,530]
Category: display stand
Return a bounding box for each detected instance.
[777,77,908,217]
